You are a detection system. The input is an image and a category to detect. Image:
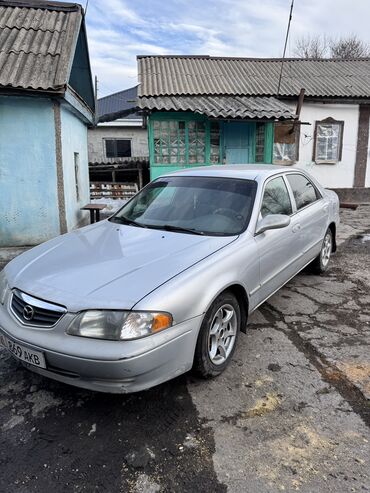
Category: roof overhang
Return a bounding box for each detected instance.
[138,95,296,120]
[64,85,94,125]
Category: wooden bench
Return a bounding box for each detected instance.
[80,203,107,224]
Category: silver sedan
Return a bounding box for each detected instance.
[0,166,339,393]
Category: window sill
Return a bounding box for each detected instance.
[314,160,339,165]
[273,161,296,166]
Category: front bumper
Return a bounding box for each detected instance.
[0,290,203,393]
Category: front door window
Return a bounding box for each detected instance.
[261,176,293,218]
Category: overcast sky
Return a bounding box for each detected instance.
[85,0,370,98]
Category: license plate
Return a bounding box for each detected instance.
[0,330,46,369]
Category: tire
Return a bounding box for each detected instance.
[193,291,241,378]
[310,228,333,274]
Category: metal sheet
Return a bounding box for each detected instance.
[97,85,139,121]
[138,56,370,99]
[138,95,296,120]
[0,3,81,91]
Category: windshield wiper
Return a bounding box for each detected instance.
[110,216,148,228]
[158,224,205,235]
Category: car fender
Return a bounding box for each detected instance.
[132,233,259,330]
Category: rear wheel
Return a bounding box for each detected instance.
[193,291,241,378]
[310,228,333,274]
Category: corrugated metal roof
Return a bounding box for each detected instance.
[138,95,296,120]
[98,85,139,122]
[137,56,370,99]
[0,1,82,92]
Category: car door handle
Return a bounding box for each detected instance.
[292,224,301,233]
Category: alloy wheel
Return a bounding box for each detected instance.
[208,304,237,365]
[321,232,332,268]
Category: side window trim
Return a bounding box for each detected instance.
[282,174,297,214]
[284,172,323,215]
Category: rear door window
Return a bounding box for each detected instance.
[261,176,292,218]
[286,174,320,210]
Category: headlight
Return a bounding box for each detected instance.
[0,270,8,305]
[66,310,173,340]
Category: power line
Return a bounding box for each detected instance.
[277,0,295,96]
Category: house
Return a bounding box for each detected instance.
[137,55,370,200]
[0,0,94,248]
[88,85,148,164]
[87,85,149,197]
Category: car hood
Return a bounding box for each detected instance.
[5,220,236,311]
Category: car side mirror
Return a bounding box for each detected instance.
[255,214,291,235]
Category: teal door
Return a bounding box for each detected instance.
[223,122,255,164]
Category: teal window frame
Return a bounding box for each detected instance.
[148,112,274,168]
[148,112,223,167]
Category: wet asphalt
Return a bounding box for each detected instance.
[0,207,369,493]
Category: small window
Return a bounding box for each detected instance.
[286,174,320,210]
[261,176,292,218]
[255,123,265,163]
[105,139,131,158]
[314,119,343,163]
[74,152,80,202]
[273,122,299,165]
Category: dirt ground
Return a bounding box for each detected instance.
[0,206,369,493]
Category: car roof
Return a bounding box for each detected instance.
[160,165,292,181]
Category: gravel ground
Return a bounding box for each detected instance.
[0,206,369,493]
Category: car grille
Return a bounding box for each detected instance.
[10,289,66,327]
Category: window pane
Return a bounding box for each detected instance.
[188,121,206,164]
[210,121,220,163]
[105,140,116,158]
[273,123,298,164]
[169,121,179,164]
[152,119,210,165]
[286,174,319,210]
[315,123,341,161]
[153,120,188,165]
[255,123,265,163]
[105,139,131,158]
[116,140,131,157]
[261,177,292,218]
[273,143,295,162]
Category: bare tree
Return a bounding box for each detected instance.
[293,35,329,59]
[330,35,370,58]
[293,34,370,59]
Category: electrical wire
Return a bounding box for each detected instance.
[277,0,295,96]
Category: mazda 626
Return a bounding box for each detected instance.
[0,166,339,393]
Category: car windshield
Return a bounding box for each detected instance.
[110,176,257,236]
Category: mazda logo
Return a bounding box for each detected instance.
[23,304,35,321]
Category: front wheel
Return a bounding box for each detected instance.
[193,291,241,378]
[310,228,333,274]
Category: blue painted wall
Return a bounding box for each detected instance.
[60,105,90,231]
[0,96,60,247]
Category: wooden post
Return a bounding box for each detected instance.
[138,162,143,190]
[93,75,98,126]
[295,88,305,119]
